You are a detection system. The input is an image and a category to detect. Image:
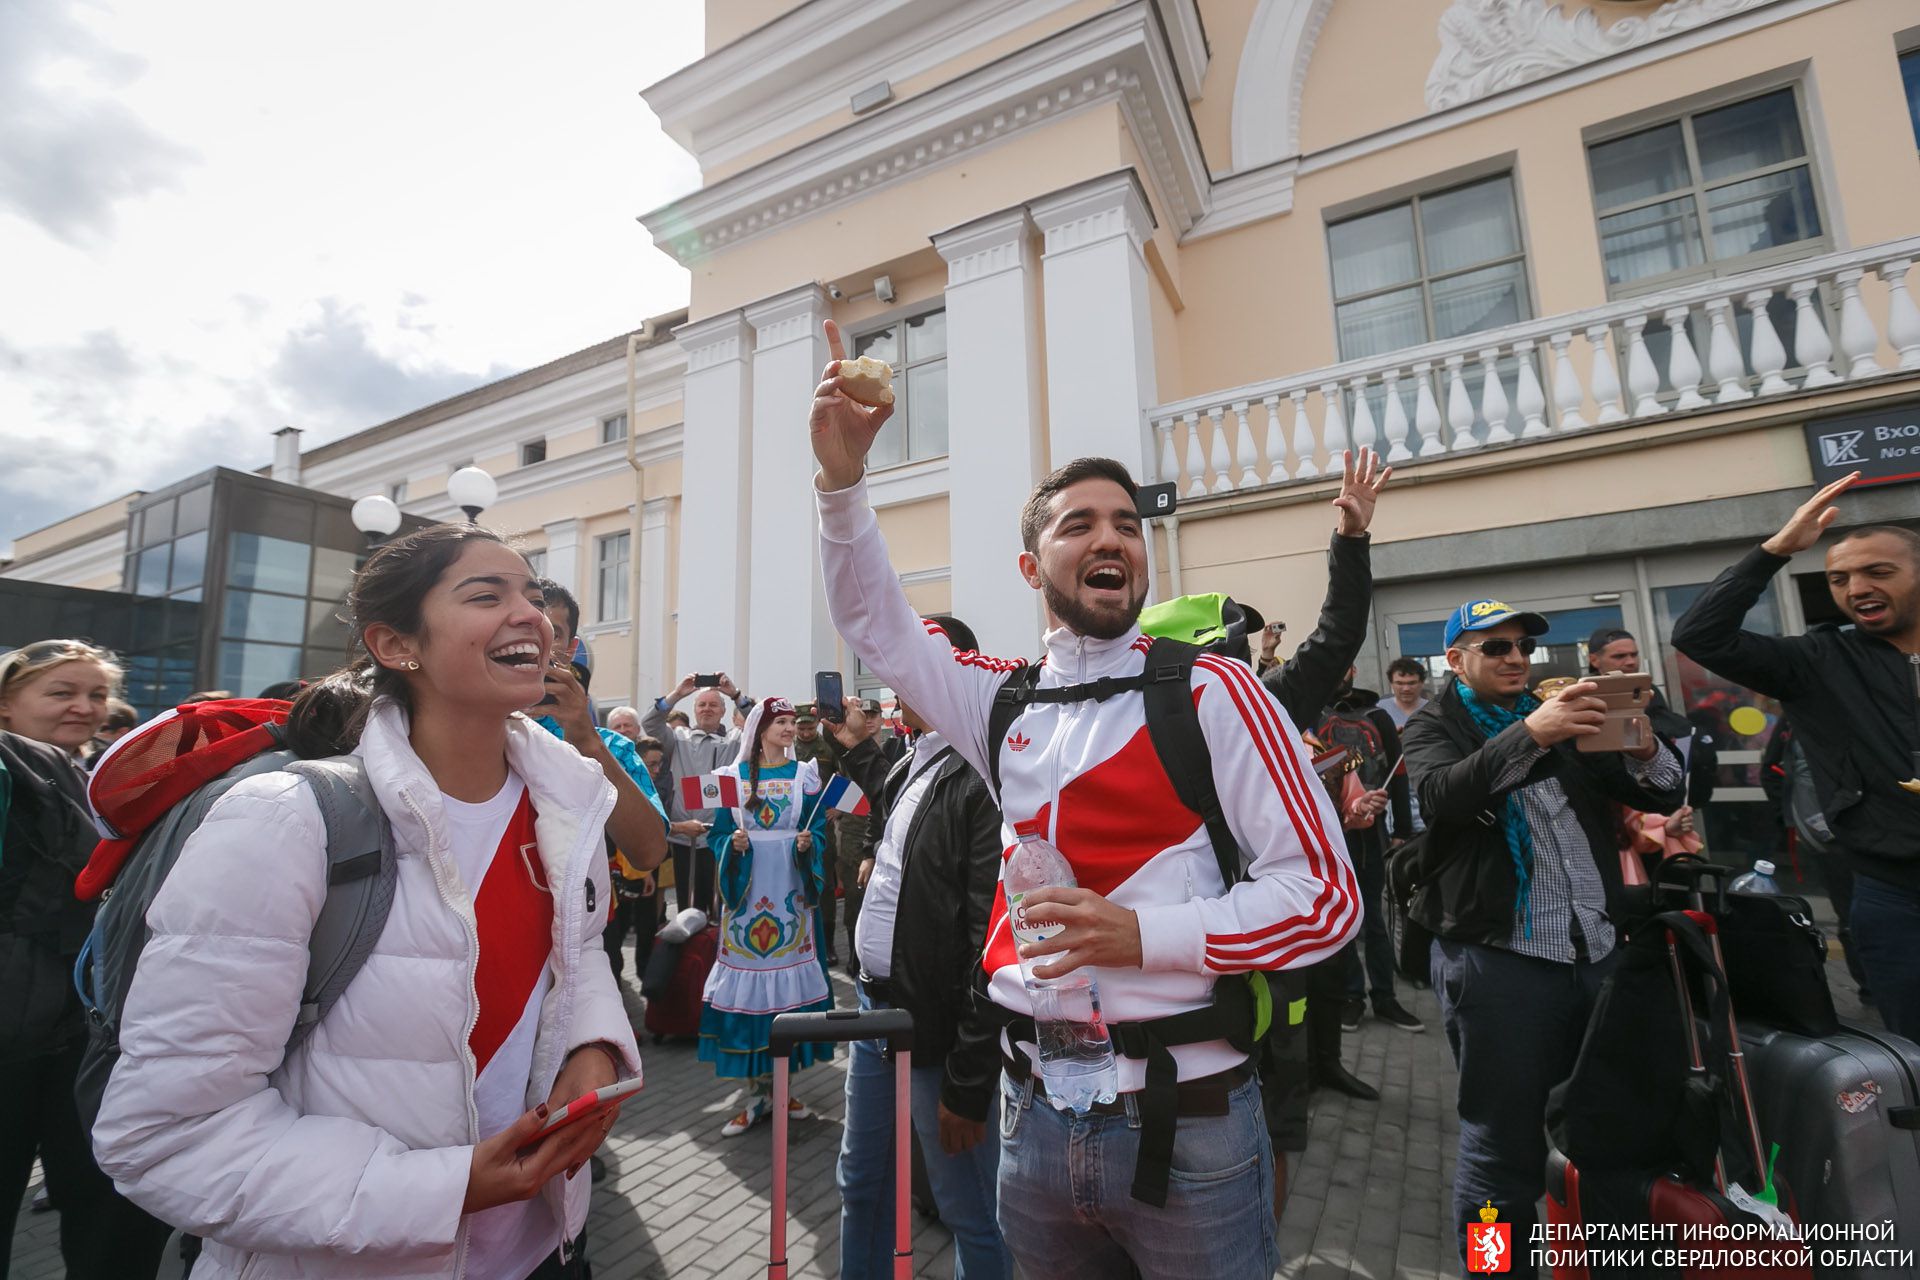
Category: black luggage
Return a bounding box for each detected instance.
[1738,1020,1920,1274]
[768,1009,915,1279]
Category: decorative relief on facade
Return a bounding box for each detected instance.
[1425,0,1777,112]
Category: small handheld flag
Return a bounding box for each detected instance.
[680,772,743,812]
[816,773,869,815]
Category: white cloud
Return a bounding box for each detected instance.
[0,0,701,546]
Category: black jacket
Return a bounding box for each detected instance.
[837,736,1003,1122]
[1260,531,1373,728]
[1672,546,1920,890]
[1400,679,1685,946]
[0,731,99,1064]
[1640,688,1718,808]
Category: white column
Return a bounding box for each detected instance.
[543,517,584,597]
[1031,172,1158,479]
[934,208,1046,659]
[744,284,835,700]
[634,497,671,716]
[671,311,754,689]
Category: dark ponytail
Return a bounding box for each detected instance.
[284,523,509,758]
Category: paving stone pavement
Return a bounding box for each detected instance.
[10,897,1876,1280]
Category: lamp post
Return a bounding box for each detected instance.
[446,467,498,524]
[350,495,402,548]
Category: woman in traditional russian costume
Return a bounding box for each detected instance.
[698,696,835,1136]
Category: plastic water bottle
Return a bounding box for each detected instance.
[1005,818,1118,1113]
[1730,859,1782,896]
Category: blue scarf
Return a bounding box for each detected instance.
[1457,683,1542,939]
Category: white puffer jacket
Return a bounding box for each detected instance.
[92,700,642,1279]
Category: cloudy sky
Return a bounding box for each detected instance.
[0,0,702,550]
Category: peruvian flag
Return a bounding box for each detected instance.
[680,772,743,812]
[816,773,869,815]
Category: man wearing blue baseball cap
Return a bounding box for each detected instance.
[1401,598,1685,1268]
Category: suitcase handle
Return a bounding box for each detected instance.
[771,1007,914,1054]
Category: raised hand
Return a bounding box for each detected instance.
[1523,681,1607,748]
[810,319,894,490]
[826,695,867,748]
[1762,472,1859,557]
[1331,447,1392,537]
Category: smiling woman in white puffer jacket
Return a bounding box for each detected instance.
[91,524,649,1280]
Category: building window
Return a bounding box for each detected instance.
[1903,49,1920,151]
[595,532,630,622]
[1587,86,1827,294]
[601,412,628,444]
[388,480,408,504]
[523,548,547,579]
[520,439,547,467]
[1327,174,1531,360]
[851,307,947,470]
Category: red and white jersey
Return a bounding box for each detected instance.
[819,477,1359,1091]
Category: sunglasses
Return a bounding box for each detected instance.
[0,640,97,688]
[1460,636,1538,658]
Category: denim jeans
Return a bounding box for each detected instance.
[1343,833,1396,1002]
[1850,873,1920,1038]
[838,989,1010,1280]
[1432,937,1615,1274]
[995,1071,1278,1280]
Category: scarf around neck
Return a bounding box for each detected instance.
[1457,682,1543,939]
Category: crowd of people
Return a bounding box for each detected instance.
[1,318,1915,1279]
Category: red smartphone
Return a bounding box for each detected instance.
[521,1076,645,1149]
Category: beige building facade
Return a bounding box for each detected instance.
[7,0,1920,824]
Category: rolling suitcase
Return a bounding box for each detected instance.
[768,1008,915,1279]
[1544,907,1811,1279]
[642,923,715,1042]
[1738,1020,1920,1274]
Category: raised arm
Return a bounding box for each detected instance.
[813,319,1013,781]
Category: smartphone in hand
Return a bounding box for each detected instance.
[814,671,846,721]
[693,673,721,688]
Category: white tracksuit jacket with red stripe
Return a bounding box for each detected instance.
[819,477,1360,1092]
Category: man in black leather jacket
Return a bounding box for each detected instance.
[829,614,1011,1280]
[1402,602,1683,1266]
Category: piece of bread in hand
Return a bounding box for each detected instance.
[837,356,895,407]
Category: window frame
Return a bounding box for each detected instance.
[1901,46,1920,153]
[594,531,630,623]
[387,480,408,504]
[1324,171,1534,362]
[601,412,629,444]
[847,302,948,471]
[519,439,548,467]
[1584,80,1833,301]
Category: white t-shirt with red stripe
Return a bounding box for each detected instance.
[818,475,1361,1092]
[441,772,559,1280]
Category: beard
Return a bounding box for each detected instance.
[1039,569,1147,641]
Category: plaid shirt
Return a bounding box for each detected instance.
[1489,742,1682,964]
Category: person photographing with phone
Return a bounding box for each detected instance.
[1401,600,1683,1267]
[643,672,756,916]
[91,525,642,1280]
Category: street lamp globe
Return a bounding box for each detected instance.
[350,495,402,542]
[446,466,498,523]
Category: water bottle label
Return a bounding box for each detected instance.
[1009,891,1065,946]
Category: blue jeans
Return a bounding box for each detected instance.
[995,1071,1278,1280]
[838,990,1009,1280]
[1432,937,1614,1275]
[1850,873,1920,1038]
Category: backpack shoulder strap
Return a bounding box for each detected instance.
[283,756,398,1050]
[1139,637,1241,892]
[985,663,1044,800]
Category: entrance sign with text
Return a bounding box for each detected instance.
[1803,400,1920,488]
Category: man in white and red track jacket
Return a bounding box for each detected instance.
[809,320,1358,1279]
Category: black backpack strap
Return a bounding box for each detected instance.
[1138,638,1241,890]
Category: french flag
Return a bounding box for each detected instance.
[680,772,743,812]
[816,774,869,815]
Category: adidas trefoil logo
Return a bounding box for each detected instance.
[1007,731,1031,752]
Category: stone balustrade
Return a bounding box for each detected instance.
[1151,237,1920,497]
